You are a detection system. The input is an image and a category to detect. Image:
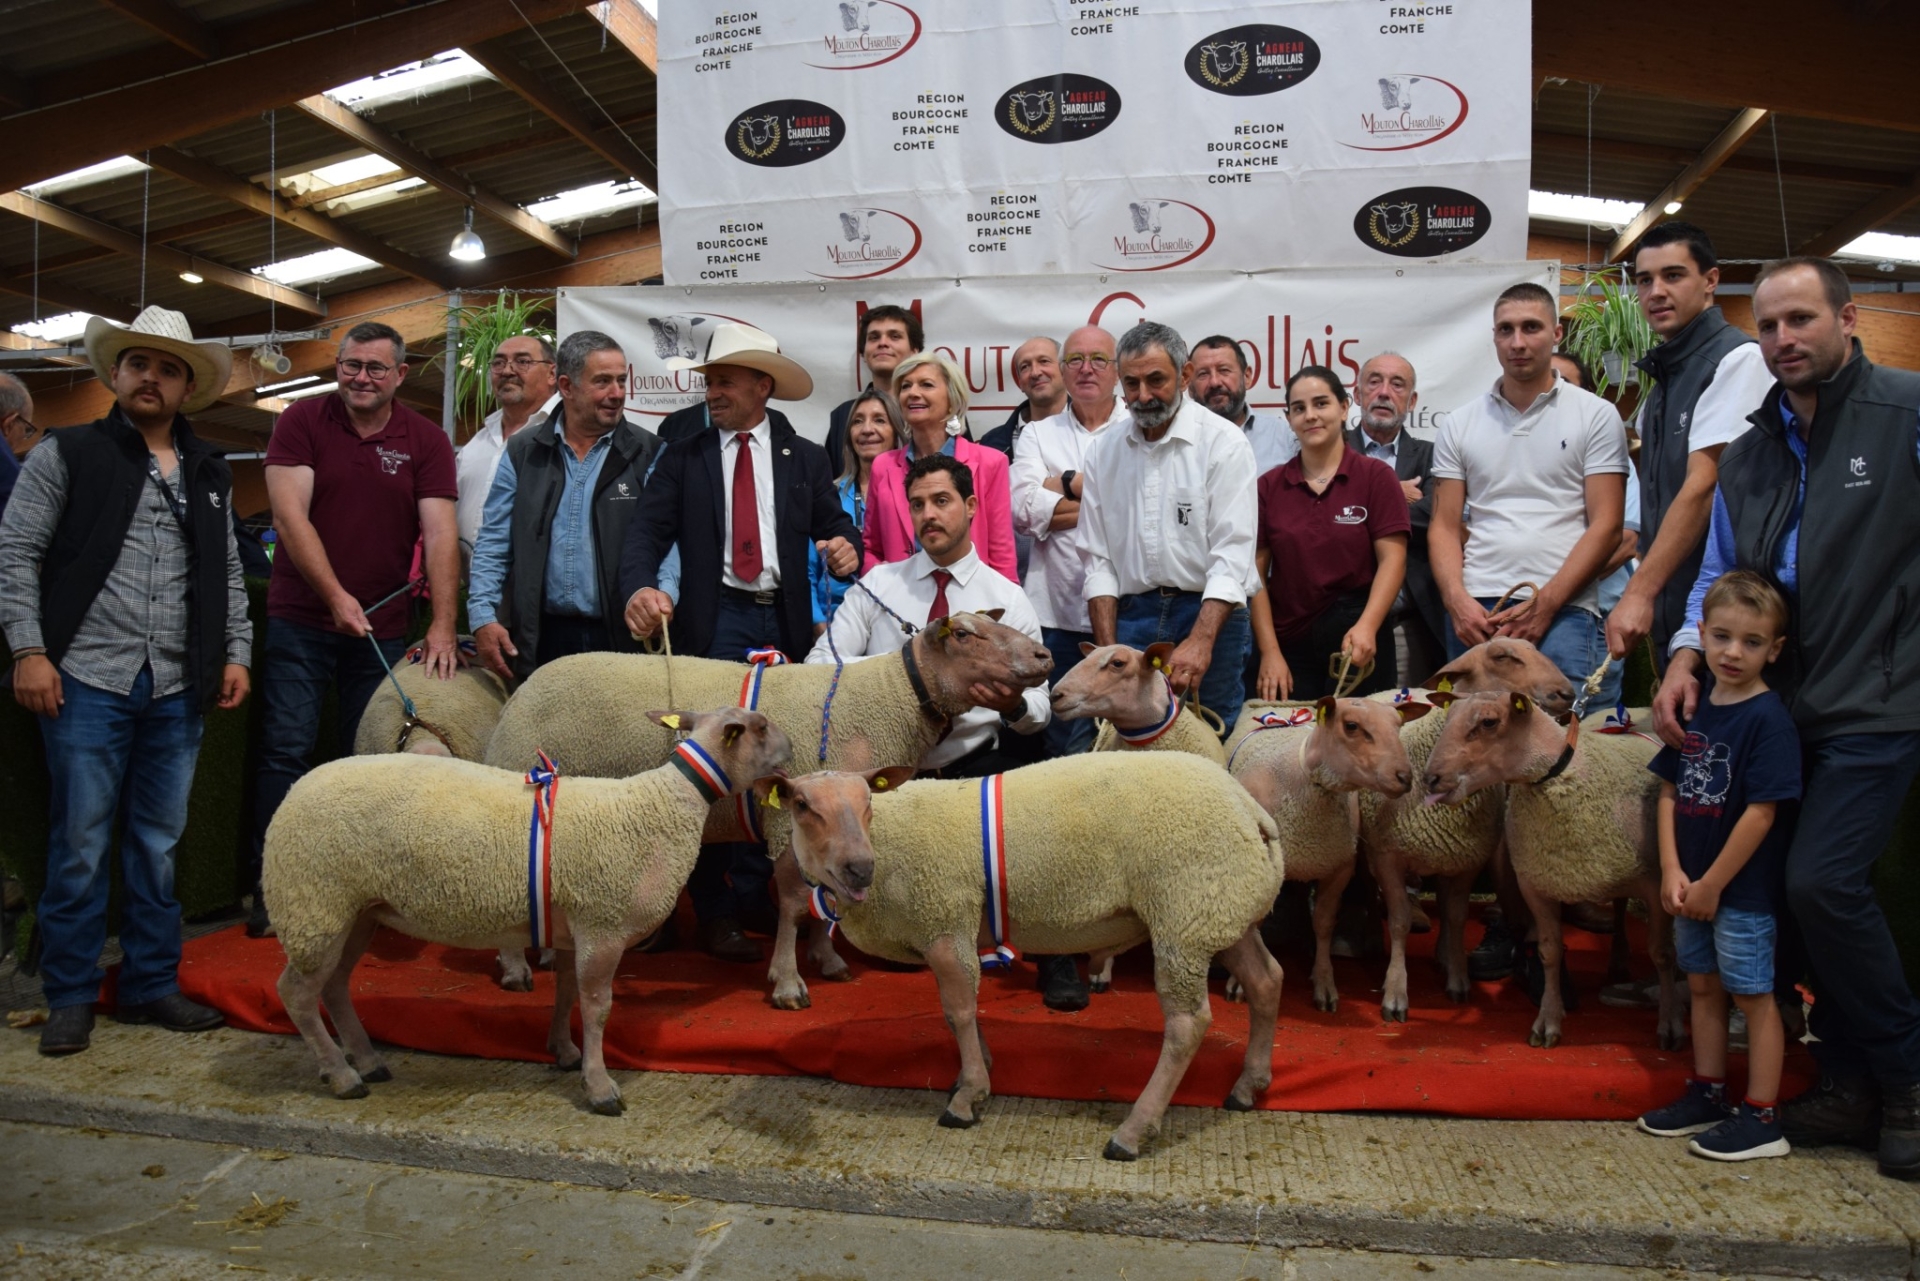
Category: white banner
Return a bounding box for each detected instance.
[658,0,1531,285]
[559,261,1557,441]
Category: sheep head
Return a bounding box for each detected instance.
[648,707,793,790]
[1301,696,1426,797]
[1421,690,1571,805]
[915,611,1055,717]
[1424,637,1575,718]
[1048,641,1176,726]
[755,767,915,904]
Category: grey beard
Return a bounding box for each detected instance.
[1205,387,1248,422]
[1129,393,1180,431]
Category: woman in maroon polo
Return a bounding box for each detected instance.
[1251,365,1410,700]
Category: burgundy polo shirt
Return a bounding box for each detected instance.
[265,394,456,638]
[1256,448,1411,643]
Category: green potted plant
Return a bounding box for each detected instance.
[440,292,555,441]
[1560,267,1656,403]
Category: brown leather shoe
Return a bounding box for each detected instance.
[700,917,761,963]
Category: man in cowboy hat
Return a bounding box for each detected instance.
[0,306,253,1056]
[619,322,860,961]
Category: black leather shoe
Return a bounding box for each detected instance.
[113,992,225,1033]
[1517,941,1577,1011]
[700,917,761,963]
[39,1004,94,1056]
[1880,1083,1920,1179]
[1781,1072,1880,1150]
[1468,917,1516,981]
[1038,955,1089,1012]
[245,889,275,939]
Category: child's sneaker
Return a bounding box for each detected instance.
[1639,1078,1728,1137]
[1689,1103,1791,1161]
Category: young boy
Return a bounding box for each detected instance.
[1637,570,1801,1161]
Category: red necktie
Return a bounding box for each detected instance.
[731,432,762,583]
[928,569,952,623]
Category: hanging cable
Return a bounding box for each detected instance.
[29,192,39,323]
[138,151,151,310]
[1584,83,1597,269]
[1769,115,1791,255]
[267,108,278,344]
[508,0,659,180]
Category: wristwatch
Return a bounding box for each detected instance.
[1060,469,1078,498]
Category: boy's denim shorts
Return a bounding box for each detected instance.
[1675,905,1777,996]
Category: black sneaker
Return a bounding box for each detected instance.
[113,992,225,1033]
[1780,1073,1880,1150]
[1690,1104,1790,1162]
[1879,1082,1920,1180]
[1038,955,1089,1012]
[1639,1078,1728,1137]
[1468,917,1516,981]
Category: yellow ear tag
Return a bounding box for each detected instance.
[1435,677,1453,694]
[1150,655,1165,670]
[873,776,889,790]
[761,789,782,810]
[1512,694,1529,712]
[660,713,682,731]
[1314,702,1330,725]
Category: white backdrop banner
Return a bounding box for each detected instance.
[658,0,1531,285]
[559,261,1556,441]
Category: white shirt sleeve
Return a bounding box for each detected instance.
[1079,433,1120,602]
[1581,401,1631,475]
[1008,422,1063,542]
[1688,342,1773,452]
[1430,410,1467,482]
[992,576,1052,732]
[1203,426,1258,606]
[805,581,881,664]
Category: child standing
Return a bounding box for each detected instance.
[1637,570,1802,1161]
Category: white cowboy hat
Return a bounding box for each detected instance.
[84,306,234,414]
[665,321,813,401]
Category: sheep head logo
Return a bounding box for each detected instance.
[736,114,782,159]
[1198,40,1248,87]
[647,315,710,361]
[1128,200,1170,234]
[1378,76,1412,110]
[1006,90,1055,135]
[1366,200,1421,249]
[838,0,877,32]
[839,209,875,243]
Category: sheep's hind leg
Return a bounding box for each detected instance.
[573,941,628,1116]
[1437,870,1476,1004]
[1217,925,1283,1111]
[1372,850,1414,1022]
[1088,950,1117,995]
[1310,859,1357,1014]
[547,948,581,1069]
[322,912,389,1083]
[276,928,365,1100]
[1106,953,1212,1161]
[497,947,534,992]
[923,935,989,1127]
[1517,877,1567,1048]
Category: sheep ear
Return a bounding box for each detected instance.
[1427,670,1460,694]
[649,710,686,731]
[865,765,915,793]
[1078,642,1097,657]
[978,608,1006,622]
[1144,642,1176,672]
[722,720,744,745]
[1396,700,1434,724]
[754,776,792,810]
[1426,690,1459,710]
[1314,695,1336,725]
[1512,693,1534,714]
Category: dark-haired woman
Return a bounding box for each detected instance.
[809,388,901,631]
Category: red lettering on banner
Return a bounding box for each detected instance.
[1337,338,1361,384]
[962,346,990,394]
[1088,291,1145,328]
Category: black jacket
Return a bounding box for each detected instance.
[619,417,857,660]
[1345,425,1441,640]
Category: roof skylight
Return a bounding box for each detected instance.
[10,312,94,343]
[527,179,657,226]
[1837,232,1920,266]
[326,51,493,111]
[252,248,380,287]
[23,156,148,198]
[1527,190,1643,228]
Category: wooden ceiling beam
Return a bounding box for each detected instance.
[98,0,219,60]
[466,36,657,189]
[0,64,31,112]
[1606,108,1772,262]
[436,113,654,170]
[295,94,574,259]
[1797,172,1920,258]
[1532,131,1906,191]
[0,191,325,316]
[0,275,135,320]
[594,0,657,74]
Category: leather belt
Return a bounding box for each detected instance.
[722,585,779,607]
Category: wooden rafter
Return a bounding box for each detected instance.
[1797,172,1920,258]
[1532,132,1906,192]
[594,0,657,73]
[436,112,655,170]
[1606,109,1772,263]
[98,0,219,60]
[466,36,657,189]
[0,274,133,321]
[0,65,30,112]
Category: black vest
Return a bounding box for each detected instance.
[1717,344,1920,740]
[495,410,661,677]
[40,408,235,709]
[1635,306,1755,649]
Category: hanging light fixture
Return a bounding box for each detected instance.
[448,205,486,262]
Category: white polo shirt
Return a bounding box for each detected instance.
[1432,374,1630,615]
[1008,401,1129,632]
[454,393,561,554]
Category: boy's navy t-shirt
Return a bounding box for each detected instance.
[1648,688,1802,912]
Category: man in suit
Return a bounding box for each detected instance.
[1346,352,1444,682]
[620,323,860,961]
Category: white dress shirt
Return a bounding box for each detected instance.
[1008,401,1129,632]
[1080,395,1259,606]
[721,417,779,591]
[455,393,561,554]
[1243,411,1300,476]
[805,546,1049,768]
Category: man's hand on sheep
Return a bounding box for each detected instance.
[625,587,674,641]
[966,678,1028,717]
[1486,592,1556,646]
[817,537,859,578]
[218,663,250,710]
[420,625,460,679]
[10,654,64,718]
[1652,650,1703,749]
[474,623,519,681]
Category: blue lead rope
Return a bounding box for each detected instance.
[359,577,424,718]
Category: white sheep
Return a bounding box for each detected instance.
[266,707,794,1115]
[481,613,1055,1009]
[1421,689,1682,1050]
[772,752,1286,1161]
[1048,641,1228,766]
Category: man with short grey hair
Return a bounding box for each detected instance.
[1348,351,1444,678]
[470,330,661,680]
[456,333,558,561]
[0,371,39,522]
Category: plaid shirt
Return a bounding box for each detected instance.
[0,436,251,698]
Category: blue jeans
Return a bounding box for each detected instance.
[1675,905,1778,996]
[37,667,204,1010]
[1446,598,1620,706]
[1041,626,1096,757]
[1114,592,1250,734]
[688,594,780,925]
[250,618,406,882]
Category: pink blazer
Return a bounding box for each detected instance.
[864,437,1019,582]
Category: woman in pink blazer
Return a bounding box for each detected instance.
[865,351,1019,581]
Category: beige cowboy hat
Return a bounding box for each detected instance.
[665,321,813,401]
[84,306,234,414]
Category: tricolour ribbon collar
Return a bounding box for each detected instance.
[978,775,1015,969]
[670,739,733,805]
[737,648,788,711]
[1227,705,1316,769]
[1112,674,1182,746]
[525,752,567,949]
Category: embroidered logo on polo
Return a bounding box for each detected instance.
[1334,505,1368,525]
[374,446,411,476]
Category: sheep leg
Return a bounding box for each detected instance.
[275,929,365,1100]
[1638,877,1689,1051]
[574,941,627,1116]
[1517,877,1566,1049]
[1217,926,1283,1112]
[1606,898,1632,984]
[497,946,534,993]
[1106,954,1211,1161]
[1373,850,1414,1023]
[547,949,581,1070]
[769,844,845,1010]
[1310,859,1357,1014]
[1088,951,1117,995]
[923,934,990,1127]
[321,913,388,1083]
[1436,871,1476,1004]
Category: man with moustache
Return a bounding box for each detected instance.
[468,331,660,680]
[823,304,924,468]
[1654,258,1920,1180]
[455,333,558,564]
[1188,334,1297,477]
[1346,352,1444,679]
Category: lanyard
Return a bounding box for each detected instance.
[145,451,190,530]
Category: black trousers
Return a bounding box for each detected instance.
[687,592,785,925]
[1278,589,1397,700]
[535,613,610,667]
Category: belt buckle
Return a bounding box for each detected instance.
[753,589,776,606]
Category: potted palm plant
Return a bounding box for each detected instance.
[1560,267,1656,405]
[441,292,555,441]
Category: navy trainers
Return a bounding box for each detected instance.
[1639,1078,1728,1137]
[1690,1104,1791,1162]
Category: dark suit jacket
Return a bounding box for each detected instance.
[1346,426,1442,639]
[619,416,857,660]
[658,403,798,446]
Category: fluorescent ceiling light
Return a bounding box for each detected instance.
[10,311,94,342]
[179,270,204,284]
[527,178,657,226]
[23,156,149,198]
[1836,231,1920,266]
[252,248,380,287]
[326,51,493,111]
[279,381,339,402]
[1527,189,1643,228]
[257,374,322,394]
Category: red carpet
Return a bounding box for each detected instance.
[175,909,1813,1120]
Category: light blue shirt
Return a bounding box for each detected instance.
[1597,472,1641,615]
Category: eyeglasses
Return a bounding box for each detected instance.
[1063,354,1112,370]
[337,359,396,379]
[6,414,39,441]
[489,354,554,372]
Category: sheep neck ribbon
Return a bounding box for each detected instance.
[731,650,789,839]
[525,752,571,950]
[1112,673,1183,747]
[670,740,733,806]
[1226,705,1315,770]
[978,775,1016,970]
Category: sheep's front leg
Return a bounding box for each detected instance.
[1436,870,1476,1004]
[1638,875,1688,1051]
[1107,951,1212,1161]
[574,940,628,1115]
[1516,877,1567,1049]
[497,946,533,992]
[547,948,581,1069]
[321,912,388,1083]
[1310,858,1357,1014]
[1372,849,1413,1022]
[1088,950,1117,995]
[767,845,815,1009]
[1217,926,1283,1111]
[923,934,989,1127]
[276,928,364,1099]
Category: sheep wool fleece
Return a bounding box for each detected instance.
[1227,719,1360,884]
[1360,700,1504,879]
[1506,729,1662,905]
[353,662,510,761]
[1090,706,1228,765]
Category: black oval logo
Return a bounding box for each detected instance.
[995,74,1122,144]
[723,99,846,167]
[1185,25,1320,96]
[1353,187,1493,258]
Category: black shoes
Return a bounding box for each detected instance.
[1037,955,1089,1012]
[1468,916,1517,982]
[700,916,761,963]
[38,1003,94,1056]
[245,888,275,939]
[1880,1083,1920,1179]
[113,992,226,1033]
[1780,1073,1881,1151]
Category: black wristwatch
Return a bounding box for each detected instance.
[1060,469,1078,498]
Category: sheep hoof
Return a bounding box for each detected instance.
[1102,1138,1138,1162]
[1529,1029,1560,1049]
[1657,1029,1685,1052]
[938,1107,976,1129]
[1446,986,1470,1005]
[332,1079,370,1101]
[549,1057,582,1072]
[820,960,852,982]
[1381,1006,1406,1024]
[498,975,533,993]
[770,990,812,1011]
[1089,977,1110,995]
[360,1065,393,1084]
[1223,1091,1256,1112]
[1315,994,1339,1014]
[588,1094,625,1117]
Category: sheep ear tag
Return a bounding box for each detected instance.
[1434,676,1454,694]
[1512,693,1534,714]
[1314,699,1334,725]
[657,713,683,731]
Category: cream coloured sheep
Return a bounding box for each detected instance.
[266,707,793,1115]
[1421,690,1681,1050]
[1048,641,1227,765]
[775,752,1286,1161]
